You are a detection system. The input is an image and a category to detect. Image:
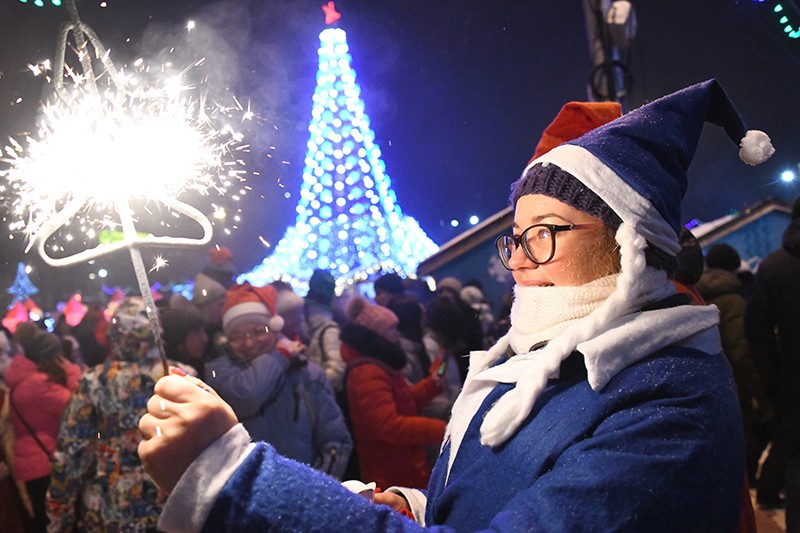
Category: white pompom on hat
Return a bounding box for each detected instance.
[222,283,284,334]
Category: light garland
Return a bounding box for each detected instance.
[753,1,800,39]
[772,2,800,38]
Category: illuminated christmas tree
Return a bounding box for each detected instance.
[240,3,438,292]
[6,262,39,308]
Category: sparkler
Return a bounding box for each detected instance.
[1,0,251,374]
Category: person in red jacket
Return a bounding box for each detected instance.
[5,331,80,532]
[340,297,444,489]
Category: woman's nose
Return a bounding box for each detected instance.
[508,244,537,269]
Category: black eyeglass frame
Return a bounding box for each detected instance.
[494,222,604,270]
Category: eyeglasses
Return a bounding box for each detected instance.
[228,327,271,346]
[495,223,604,270]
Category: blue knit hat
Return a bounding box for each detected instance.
[533,78,774,256]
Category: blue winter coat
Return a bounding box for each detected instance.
[205,350,352,478]
[201,344,744,532]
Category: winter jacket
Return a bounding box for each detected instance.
[46,345,174,531]
[339,324,444,489]
[746,218,800,448]
[205,349,352,479]
[697,268,769,412]
[159,344,743,533]
[4,355,80,482]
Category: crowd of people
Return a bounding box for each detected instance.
[0,243,503,531]
[0,78,797,531]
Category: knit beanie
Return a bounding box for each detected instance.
[459,285,485,307]
[222,283,285,334]
[13,321,40,350]
[705,243,741,272]
[306,269,337,307]
[374,273,405,296]
[192,273,227,306]
[348,297,399,338]
[24,331,62,363]
[437,276,463,294]
[511,164,622,230]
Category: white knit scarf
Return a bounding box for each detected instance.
[507,274,618,356]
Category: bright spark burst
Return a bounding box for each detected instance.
[0,10,253,265]
[27,60,51,77]
[149,255,169,273]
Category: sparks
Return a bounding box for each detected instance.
[1,0,258,376]
[149,255,169,273]
[27,60,51,77]
[0,2,252,265]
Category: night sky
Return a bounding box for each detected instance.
[1,0,799,308]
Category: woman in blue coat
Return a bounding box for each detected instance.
[204,283,352,479]
[139,80,772,531]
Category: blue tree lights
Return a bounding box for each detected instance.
[240,25,438,292]
[7,262,39,307]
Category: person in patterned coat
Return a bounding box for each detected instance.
[46,297,185,531]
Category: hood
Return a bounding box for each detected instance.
[4,354,38,389]
[339,324,406,370]
[783,218,800,258]
[696,268,743,301]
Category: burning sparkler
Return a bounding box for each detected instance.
[0,0,251,373]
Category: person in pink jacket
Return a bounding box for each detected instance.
[5,330,80,532]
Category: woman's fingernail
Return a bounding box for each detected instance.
[170,366,187,376]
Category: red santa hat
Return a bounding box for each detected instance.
[528,101,622,164]
[222,283,284,334]
[210,245,233,266]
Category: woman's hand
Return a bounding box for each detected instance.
[138,368,238,494]
[373,490,411,514]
